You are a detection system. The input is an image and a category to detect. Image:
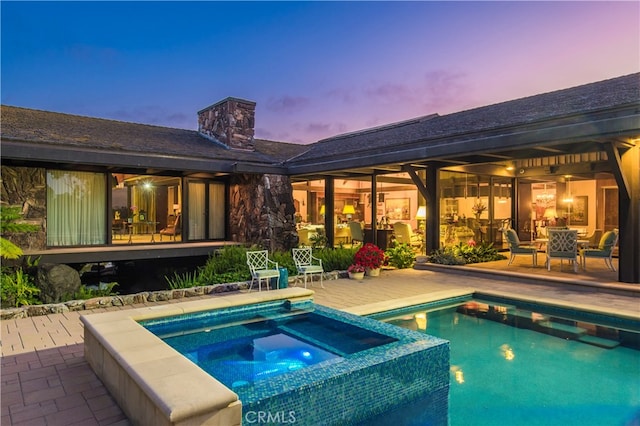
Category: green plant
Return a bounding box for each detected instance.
[313,247,357,271]
[1,206,40,260]
[195,246,251,285]
[427,247,466,265]
[428,241,506,265]
[309,229,328,248]
[385,243,415,269]
[166,270,199,289]
[70,282,119,300]
[1,267,41,307]
[269,250,296,276]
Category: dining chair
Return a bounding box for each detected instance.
[503,228,537,266]
[580,229,619,271]
[546,229,578,272]
[246,250,280,292]
[159,214,181,241]
[348,221,365,245]
[292,247,324,288]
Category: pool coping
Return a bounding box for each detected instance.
[344,287,640,323]
[81,288,315,426]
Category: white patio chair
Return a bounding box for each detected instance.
[292,247,324,288]
[246,250,280,292]
[546,229,579,272]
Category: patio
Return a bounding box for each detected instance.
[2,266,638,425]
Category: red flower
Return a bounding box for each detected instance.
[354,243,387,269]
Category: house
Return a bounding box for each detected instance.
[2,74,639,283]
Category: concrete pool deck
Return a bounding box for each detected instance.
[2,261,639,425]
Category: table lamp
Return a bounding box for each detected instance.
[342,204,355,221]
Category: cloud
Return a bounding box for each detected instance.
[265,95,311,114]
[419,70,469,111]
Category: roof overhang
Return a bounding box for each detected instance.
[1,140,289,175]
[287,105,640,179]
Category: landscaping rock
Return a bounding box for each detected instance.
[35,263,81,304]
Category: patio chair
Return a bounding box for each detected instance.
[580,229,619,271]
[348,221,365,245]
[292,247,325,288]
[159,214,181,241]
[392,222,422,250]
[246,250,280,292]
[503,228,537,266]
[546,229,579,272]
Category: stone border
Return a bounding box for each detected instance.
[0,271,342,320]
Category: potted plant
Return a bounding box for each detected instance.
[347,264,365,280]
[354,243,386,276]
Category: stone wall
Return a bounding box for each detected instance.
[229,174,298,251]
[1,166,47,251]
[197,97,256,151]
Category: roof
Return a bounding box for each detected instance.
[0,106,296,165]
[289,73,640,165]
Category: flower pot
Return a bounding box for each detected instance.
[348,271,365,280]
[365,267,381,277]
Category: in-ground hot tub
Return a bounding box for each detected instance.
[82,288,450,425]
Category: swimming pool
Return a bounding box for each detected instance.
[372,294,640,426]
[82,288,450,426]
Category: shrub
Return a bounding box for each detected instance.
[314,247,357,271]
[1,266,41,308]
[428,241,506,265]
[386,243,416,269]
[69,282,119,300]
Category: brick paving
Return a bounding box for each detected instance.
[1,263,638,425]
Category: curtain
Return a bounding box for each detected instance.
[188,182,206,240]
[209,182,225,239]
[47,170,106,246]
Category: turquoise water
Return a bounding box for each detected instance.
[381,301,640,426]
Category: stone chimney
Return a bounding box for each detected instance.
[197,97,256,150]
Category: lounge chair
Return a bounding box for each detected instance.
[392,222,422,250]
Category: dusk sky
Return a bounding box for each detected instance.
[2,1,639,144]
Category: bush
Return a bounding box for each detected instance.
[386,243,416,269]
[69,282,119,300]
[428,241,506,265]
[313,247,357,272]
[1,266,41,308]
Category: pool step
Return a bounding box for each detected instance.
[577,334,621,349]
[537,320,587,339]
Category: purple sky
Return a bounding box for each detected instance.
[2,1,639,144]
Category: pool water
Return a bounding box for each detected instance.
[378,299,640,426]
[142,303,397,388]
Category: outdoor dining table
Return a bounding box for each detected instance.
[535,238,591,249]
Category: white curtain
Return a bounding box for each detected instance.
[188,182,206,240]
[209,182,225,239]
[47,171,106,246]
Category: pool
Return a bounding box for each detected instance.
[82,288,450,426]
[371,294,640,426]
[139,300,398,387]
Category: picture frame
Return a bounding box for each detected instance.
[569,195,588,225]
[385,198,410,220]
